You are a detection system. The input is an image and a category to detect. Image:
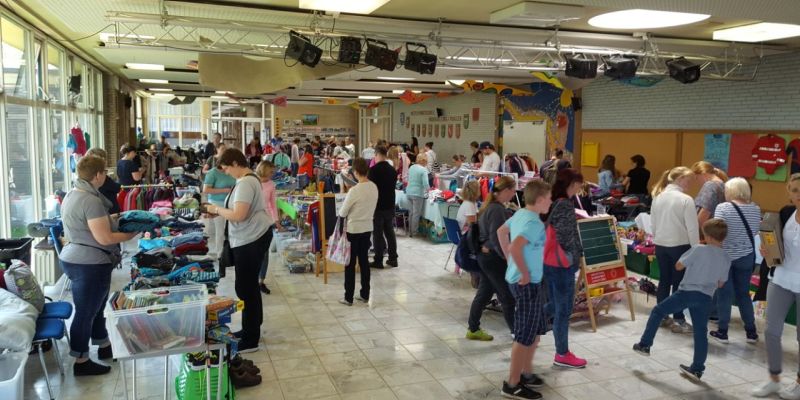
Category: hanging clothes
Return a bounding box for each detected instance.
[70,126,87,155]
[751,134,787,174]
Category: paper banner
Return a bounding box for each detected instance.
[322,98,340,105]
[728,134,758,178]
[755,134,790,182]
[704,133,731,172]
[347,102,360,110]
[399,90,432,104]
[460,80,533,96]
[266,96,288,107]
[531,72,565,90]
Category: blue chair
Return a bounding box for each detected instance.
[33,318,67,400]
[49,225,72,301]
[442,218,462,271]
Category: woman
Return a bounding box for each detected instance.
[256,160,278,295]
[297,144,315,189]
[623,154,650,196]
[650,167,699,334]
[456,180,481,233]
[206,148,271,353]
[116,145,143,186]
[86,148,121,214]
[405,154,429,237]
[202,143,235,260]
[545,168,587,368]
[596,154,620,197]
[752,174,800,398]
[410,136,420,155]
[439,155,468,190]
[710,177,760,344]
[386,146,399,168]
[333,140,350,160]
[246,137,262,168]
[466,176,517,341]
[470,141,482,166]
[60,156,137,375]
[337,158,378,305]
[692,161,728,228]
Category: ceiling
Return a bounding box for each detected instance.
[13,0,800,102]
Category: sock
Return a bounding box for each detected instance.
[74,359,111,376]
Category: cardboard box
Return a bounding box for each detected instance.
[760,212,784,267]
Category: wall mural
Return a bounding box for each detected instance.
[502,81,576,154]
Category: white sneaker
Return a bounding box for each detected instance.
[671,320,693,334]
[752,380,782,397]
[780,382,800,400]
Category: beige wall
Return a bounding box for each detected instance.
[275,104,358,136]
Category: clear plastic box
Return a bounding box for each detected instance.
[104,284,208,359]
[0,351,27,400]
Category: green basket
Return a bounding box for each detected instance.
[649,257,660,280]
[175,354,235,400]
[625,253,650,275]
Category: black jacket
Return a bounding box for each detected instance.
[368,161,397,211]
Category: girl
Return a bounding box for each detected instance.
[456,180,481,233]
[256,160,278,295]
[297,144,315,189]
[596,154,621,197]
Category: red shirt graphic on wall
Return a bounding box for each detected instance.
[751,134,787,174]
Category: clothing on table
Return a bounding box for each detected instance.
[752,134,787,174]
[203,168,236,206]
[626,167,651,195]
[405,164,430,197]
[651,184,700,247]
[118,210,162,233]
[171,231,206,247]
[695,180,725,216]
[260,180,279,223]
[174,242,209,257]
[478,202,511,256]
[504,208,546,284]
[480,151,501,172]
[338,180,379,234]
[456,200,477,233]
[714,202,761,259]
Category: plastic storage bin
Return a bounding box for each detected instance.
[0,238,33,266]
[625,253,650,276]
[105,284,209,358]
[0,351,28,400]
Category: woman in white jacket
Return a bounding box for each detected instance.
[650,166,700,334]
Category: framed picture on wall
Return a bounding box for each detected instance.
[302,114,319,126]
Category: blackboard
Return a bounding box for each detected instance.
[320,194,337,241]
[577,217,622,268]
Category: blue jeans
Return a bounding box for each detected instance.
[716,252,757,333]
[60,261,113,358]
[258,226,275,280]
[544,264,577,355]
[655,244,691,321]
[291,162,299,177]
[639,290,711,372]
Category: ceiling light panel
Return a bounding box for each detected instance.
[149,88,172,92]
[298,0,390,15]
[126,63,164,71]
[358,95,382,99]
[140,78,169,84]
[588,9,710,30]
[713,22,800,42]
[392,89,421,94]
[490,2,584,28]
[376,76,415,81]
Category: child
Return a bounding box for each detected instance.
[633,218,731,381]
[496,180,552,399]
[256,160,278,294]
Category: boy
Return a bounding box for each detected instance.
[633,218,731,381]
[496,180,552,399]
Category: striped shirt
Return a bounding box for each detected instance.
[714,201,761,259]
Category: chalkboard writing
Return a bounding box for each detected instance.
[577,217,622,268]
[321,194,337,241]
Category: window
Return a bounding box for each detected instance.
[46,44,64,103]
[5,104,34,237]
[50,109,66,192]
[2,18,30,98]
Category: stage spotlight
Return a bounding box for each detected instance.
[338,36,362,64]
[404,42,437,75]
[364,39,398,71]
[666,57,701,84]
[603,55,639,80]
[285,30,322,67]
[565,54,597,79]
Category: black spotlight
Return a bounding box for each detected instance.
[285,30,322,67]
[603,55,639,80]
[565,54,597,79]
[666,57,701,84]
[403,42,437,75]
[364,39,398,71]
[338,36,362,64]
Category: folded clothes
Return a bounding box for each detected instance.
[145,247,173,257]
[171,232,206,247]
[120,210,163,233]
[174,208,199,221]
[151,200,173,209]
[139,238,171,251]
[173,197,199,210]
[150,207,173,216]
[169,228,204,236]
[174,242,208,257]
[166,262,200,280]
[133,253,175,271]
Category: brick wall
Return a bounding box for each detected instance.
[102,75,134,165]
[581,52,800,130]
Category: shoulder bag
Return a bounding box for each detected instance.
[219,173,260,275]
[544,199,574,268]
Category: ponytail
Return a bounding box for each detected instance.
[478,176,516,215]
[651,166,693,198]
[650,169,671,198]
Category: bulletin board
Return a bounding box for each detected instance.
[581,142,599,167]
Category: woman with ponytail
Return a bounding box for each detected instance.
[466,176,517,341]
[651,166,700,334]
[692,161,728,227]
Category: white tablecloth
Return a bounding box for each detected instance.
[395,190,459,230]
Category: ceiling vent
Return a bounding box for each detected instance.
[490,2,584,27]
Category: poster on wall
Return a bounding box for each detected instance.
[448,124,454,138]
[704,133,731,172]
[728,134,758,178]
[755,134,790,182]
[472,107,480,122]
[463,114,470,129]
[400,112,405,126]
[455,124,461,139]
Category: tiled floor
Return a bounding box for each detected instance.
[20,235,800,399]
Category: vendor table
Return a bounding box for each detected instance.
[395,190,458,231]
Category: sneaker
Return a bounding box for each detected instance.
[230,369,262,388]
[780,382,800,400]
[671,320,693,334]
[369,261,385,269]
[259,283,271,294]
[98,345,114,360]
[237,342,261,354]
[356,295,369,303]
[465,329,494,341]
[746,331,759,344]
[73,359,112,376]
[752,380,782,397]
[660,317,674,328]
[679,364,703,382]
[338,298,353,306]
[385,259,398,268]
[520,373,544,388]
[232,330,243,339]
[553,352,587,369]
[710,330,729,344]
[633,343,651,356]
[501,381,542,399]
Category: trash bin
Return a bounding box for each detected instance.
[0,352,28,400]
[0,238,33,266]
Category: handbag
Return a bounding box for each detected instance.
[543,224,572,268]
[326,217,351,265]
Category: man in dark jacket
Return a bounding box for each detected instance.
[368,146,398,268]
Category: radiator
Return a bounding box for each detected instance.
[32,248,62,286]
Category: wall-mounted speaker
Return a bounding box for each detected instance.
[124,95,133,108]
[68,75,81,94]
[571,97,582,111]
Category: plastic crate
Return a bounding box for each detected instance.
[649,257,660,280]
[104,284,209,358]
[625,253,650,275]
[287,260,311,273]
[0,352,27,400]
[0,238,33,266]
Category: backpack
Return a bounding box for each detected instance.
[457,222,482,273]
[542,162,558,185]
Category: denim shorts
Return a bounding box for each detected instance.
[508,282,548,346]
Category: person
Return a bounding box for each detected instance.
[60,156,138,375]
[405,154,429,238]
[710,177,760,343]
[337,158,378,305]
[456,180,480,233]
[256,160,278,295]
[651,166,700,334]
[157,134,168,151]
[205,148,272,353]
[246,137,262,168]
[270,145,291,173]
[692,160,728,231]
[194,133,209,153]
[362,141,376,161]
[466,176,517,341]
[633,219,730,381]
[117,145,143,186]
[368,146,398,269]
[345,137,356,157]
[545,168,587,369]
[290,138,301,176]
[333,140,350,160]
[623,154,650,196]
[386,146,399,168]
[496,180,552,399]
[596,154,620,197]
[470,141,482,165]
[479,141,501,173]
[202,143,235,259]
[156,144,176,176]
[410,136,420,155]
[540,149,571,173]
[424,142,436,171]
[85,148,121,215]
[297,144,314,189]
[438,155,469,190]
[204,132,221,162]
[752,174,800,398]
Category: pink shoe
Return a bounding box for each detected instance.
[554,352,587,369]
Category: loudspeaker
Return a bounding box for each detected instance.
[338,36,362,64]
[436,108,444,117]
[565,56,597,79]
[68,75,81,94]
[571,97,582,111]
[124,95,132,108]
[364,39,398,71]
[604,56,639,80]
[285,30,322,67]
[403,42,437,75]
[666,57,701,84]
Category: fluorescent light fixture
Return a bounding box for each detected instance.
[210,96,229,99]
[125,63,164,71]
[588,9,709,30]
[376,76,415,81]
[392,89,421,94]
[713,22,800,42]
[445,56,513,63]
[358,95,382,100]
[215,91,236,94]
[149,88,172,92]
[152,93,173,97]
[99,32,155,42]
[139,78,169,84]
[446,79,465,85]
[299,0,390,15]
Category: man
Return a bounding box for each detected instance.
[540,149,571,172]
[290,138,301,176]
[424,142,436,171]
[479,141,501,173]
[368,146,398,269]
[345,137,356,157]
[204,132,222,162]
[194,134,209,153]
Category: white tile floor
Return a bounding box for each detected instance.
[21,235,800,399]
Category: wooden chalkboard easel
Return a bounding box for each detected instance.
[316,192,337,284]
[575,216,635,332]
